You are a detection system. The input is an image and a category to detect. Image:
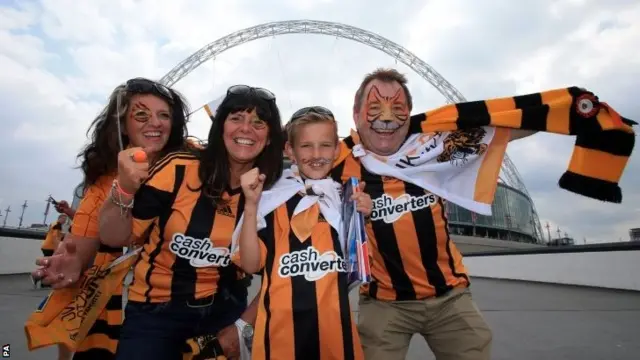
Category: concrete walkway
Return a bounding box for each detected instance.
[3,274,638,359]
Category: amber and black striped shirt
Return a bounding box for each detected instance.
[250,193,363,360]
[331,137,476,301]
[129,151,246,303]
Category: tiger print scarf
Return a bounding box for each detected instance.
[409,87,636,203]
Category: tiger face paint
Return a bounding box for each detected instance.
[355,79,410,156]
[124,94,172,160]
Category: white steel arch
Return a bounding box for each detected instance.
[160,19,544,242]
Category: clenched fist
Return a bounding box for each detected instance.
[240,167,266,206]
[117,147,149,194]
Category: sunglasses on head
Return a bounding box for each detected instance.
[227,85,276,101]
[290,106,334,121]
[125,78,174,103]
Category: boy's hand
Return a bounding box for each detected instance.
[240,168,266,206]
[351,181,372,216]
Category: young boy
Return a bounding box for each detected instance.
[236,106,371,360]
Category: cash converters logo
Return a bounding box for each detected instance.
[169,233,231,267]
[371,193,437,223]
[278,246,347,281]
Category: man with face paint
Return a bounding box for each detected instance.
[330,68,526,360]
[353,75,413,156]
[329,66,637,360]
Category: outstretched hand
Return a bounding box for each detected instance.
[32,239,83,289]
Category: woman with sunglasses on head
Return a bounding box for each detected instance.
[28,78,190,360]
[98,85,285,360]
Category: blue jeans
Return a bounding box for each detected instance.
[115,295,246,360]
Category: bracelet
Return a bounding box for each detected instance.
[113,179,133,197]
[110,180,134,217]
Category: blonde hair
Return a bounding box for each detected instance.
[285,113,339,146]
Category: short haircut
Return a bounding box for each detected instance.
[285,113,339,146]
[353,67,413,113]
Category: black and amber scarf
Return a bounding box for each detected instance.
[409,87,636,203]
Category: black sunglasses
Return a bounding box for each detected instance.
[125,78,174,103]
[227,84,276,101]
[291,106,334,121]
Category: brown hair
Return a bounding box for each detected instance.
[353,68,413,113]
[78,80,190,187]
[285,113,339,146]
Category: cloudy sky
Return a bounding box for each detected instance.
[0,0,638,243]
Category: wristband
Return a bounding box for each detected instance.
[114,179,133,197]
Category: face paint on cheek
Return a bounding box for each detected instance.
[390,90,409,122]
[130,102,151,123]
[365,85,383,123]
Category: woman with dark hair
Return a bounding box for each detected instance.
[97,85,285,360]
[28,78,190,360]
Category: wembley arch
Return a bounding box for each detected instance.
[160,19,544,242]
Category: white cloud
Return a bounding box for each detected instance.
[0,0,638,244]
[0,3,38,30]
[0,32,54,66]
[40,0,117,45]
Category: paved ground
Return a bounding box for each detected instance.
[3,274,639,360]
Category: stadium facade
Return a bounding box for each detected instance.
[445,182,539,244]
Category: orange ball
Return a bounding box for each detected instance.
[132,150,147,163]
